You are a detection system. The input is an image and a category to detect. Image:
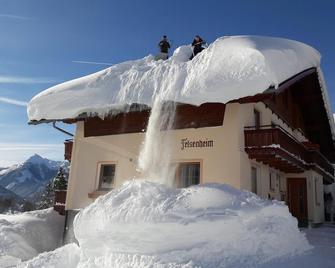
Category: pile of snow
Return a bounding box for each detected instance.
[17,243,80,268]
[28,36,321,121]
[21,181,311,268]
[0,208,64,267]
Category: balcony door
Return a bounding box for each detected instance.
[287,178,308,227]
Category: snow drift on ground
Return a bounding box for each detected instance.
[20,181,311,268]
[28,35,321,121]
[0,208,64,267]
[17,243,80,268]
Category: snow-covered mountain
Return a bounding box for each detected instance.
[0,154,66,199]
[0,185,25,213]
[0,185,22,199]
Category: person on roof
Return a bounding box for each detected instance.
[190,35,206,60]
[156,35,171,60]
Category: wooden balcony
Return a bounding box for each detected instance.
[306,149,334,182]
[244,125,334,183]
[54,190,66,215]
[64,139,73,161]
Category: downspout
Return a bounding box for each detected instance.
[52,122,74,137]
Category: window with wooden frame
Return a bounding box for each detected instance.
[98,164,116,190]
[175,162,200,188]
[254,109,261,129]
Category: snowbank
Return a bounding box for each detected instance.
[28,36,321,121]
[14,181,312,267]
[0,209,64,267]
[17,243,80,268]
[70,181,310,267]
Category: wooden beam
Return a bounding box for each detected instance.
[275,68,316,94]
[297,94,323,104]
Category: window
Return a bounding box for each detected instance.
[251,167,258,194]
[176,162,200,188]
[269,171,275,191]
[254,110,261,129]
[98,164,116,190]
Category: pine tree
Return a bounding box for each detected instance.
[53,167,68,190]
[34,167,68,210]
[35,181,54,209]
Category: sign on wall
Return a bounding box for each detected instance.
[181,138,214,150]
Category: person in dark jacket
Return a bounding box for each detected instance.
[156,35,171,60]
[190,35,205,60]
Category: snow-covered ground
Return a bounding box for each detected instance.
[1,182,335,267]
[0,208,64,267]
[259,226,335,268]
[18,227,335,268]
[2,181,325,267]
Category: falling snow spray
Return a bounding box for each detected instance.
[137,98,177,186]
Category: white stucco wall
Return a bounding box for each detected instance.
[66,103,246,210]
[65,102,327,224]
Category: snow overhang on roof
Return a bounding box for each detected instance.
[27,35,335,141]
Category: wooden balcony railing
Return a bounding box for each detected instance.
[306,149,334,178]
[64,139,73,162]
[244,125,334,182]
[54,190,66,215]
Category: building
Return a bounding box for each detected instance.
[27,36,335,232]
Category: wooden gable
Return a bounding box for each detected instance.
[261,68,335,162]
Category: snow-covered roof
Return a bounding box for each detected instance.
[28,35,325,123]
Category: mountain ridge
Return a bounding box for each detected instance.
[0,154,66,200]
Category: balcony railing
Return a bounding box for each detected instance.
[54,190,66,215]
[244,125,334,182]
[306,148,334,178]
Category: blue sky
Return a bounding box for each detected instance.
[0,0,335,166]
